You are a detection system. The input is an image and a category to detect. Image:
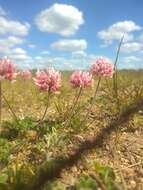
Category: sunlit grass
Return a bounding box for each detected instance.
[0,70,143,189]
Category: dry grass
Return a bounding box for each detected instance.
[0,70,143,190]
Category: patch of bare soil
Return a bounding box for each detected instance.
[96,128,143,189]
[61,116,143,190]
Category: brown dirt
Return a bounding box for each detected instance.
[60,115,143,190]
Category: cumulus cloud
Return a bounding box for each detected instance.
[121,42,143,53]
[35,3,84,36]
[28,44,36,48]
[8,48,31,61]
[0,7,31,67]
[98,21,141,45]
[0,36,25,56]
[51,39,87,52]
[0,36,24,47]
[139,33,143,42]
[33,53,112,70]
[0,38,33,68]
[35,56,43,60]
[0,45,33,69]
[8,47,34,69]
[0,16,30,36]
[123,56,142,63]
[72,50,87,58]
[32,56,82,70]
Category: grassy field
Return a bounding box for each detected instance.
[0,70,143,190]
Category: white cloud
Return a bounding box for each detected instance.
[8,48,34,69]
[35,56,42,60]
[72,50,87,58]
[32,56,82,70]
[8,36,24,44]
[9,48,32,61]
[119,56,143,69]
[88,54,112,65]
[40,50,50,55]
[0,7,31,67]
[35,3,84,36]
[98,21,141,45]
[0,45,9,55]
[121,42,143,53]
[139,33,143,42]
[28,44,36,48]
[0,36,24,56]
[0,16,30,36]
[32,53,112,70]
[12,47,26,55]
[51,39,87,52]
[123,56,142,63]
[0,36,24,47]
[0,44,33,68]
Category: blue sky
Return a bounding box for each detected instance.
[0,0,143,70]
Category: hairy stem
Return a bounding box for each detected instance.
[66,87,82,126]
[70,87,82,117]
[40,92,50,122]
[0,81,2,124]
[113,36,124,110]
[80,77,101,126]
[2,94,19,125]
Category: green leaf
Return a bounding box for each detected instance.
[0,174,8,184]
[76,173,98,189]
[94,161,116,190]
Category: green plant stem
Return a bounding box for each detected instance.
[70,87,82,117]
[0,81,2,124]
[40,92,50,122]
[113,36,124,110]
[66,87,82,127]
[2,94,19,125]
[63,88,79,121]
[80,77,101,126]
